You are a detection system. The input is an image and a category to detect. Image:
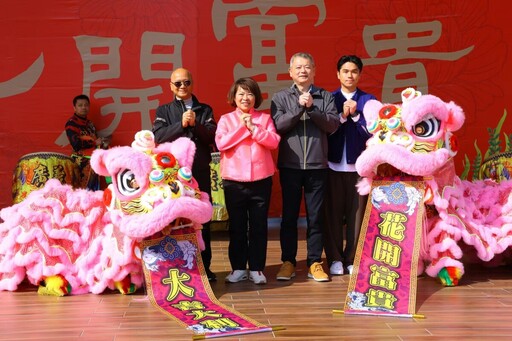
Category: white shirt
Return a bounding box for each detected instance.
[328,90,356,172]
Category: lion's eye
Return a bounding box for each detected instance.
[117,169,141,196]
[412,117,440,138]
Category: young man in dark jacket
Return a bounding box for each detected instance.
[152,68,217,281]
[324,55,376,276]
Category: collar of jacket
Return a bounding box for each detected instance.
[289,83,322,96]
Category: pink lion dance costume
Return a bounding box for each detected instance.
[356,88,512,286]
[0,131,212,295]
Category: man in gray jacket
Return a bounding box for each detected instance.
[271,52,339,282]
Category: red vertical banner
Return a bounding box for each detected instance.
[140,226,279,338]
[343,177,425,317]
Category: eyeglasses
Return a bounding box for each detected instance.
[170,80,191,88]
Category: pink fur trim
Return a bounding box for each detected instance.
[401,95,465,132]
[120,196,213,238]
[425,257,464,278]
[356,178,372,195]
[356,146,451,178]
[154,137,196,169]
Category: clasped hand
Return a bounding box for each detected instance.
[343,99,357,118]
[182,109,196,128]
[299,92,313,108]
[240,113,254,132]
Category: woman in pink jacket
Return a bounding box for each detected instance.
[215,77,280,284]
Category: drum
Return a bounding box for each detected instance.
[209,152,229,231]
[12,152,81,204]
[479,151,512,182]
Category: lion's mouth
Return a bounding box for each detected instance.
[167,218,192,230]
[153,218,193,238]
[376,163,411,177]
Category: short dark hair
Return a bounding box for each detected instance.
[73,94,90,106]
[227,77,263,109]
[336,55,363,72]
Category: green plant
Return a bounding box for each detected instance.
[463,109,508,181]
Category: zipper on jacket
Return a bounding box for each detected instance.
[302,87,312,170]
[303,116,307,169]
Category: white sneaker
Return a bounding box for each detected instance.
[225,270,248,283]
[249,271,267,284]
[347,265,354,275]
[330,261,344,275]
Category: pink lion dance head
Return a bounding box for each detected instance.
[356,88,464,198]
[356,88,512,287]
[0,131,212,295]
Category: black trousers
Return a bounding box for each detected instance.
[323,170,360,266]
[195,168,212,271]
[223,177,273,271]
[279,168,327,267]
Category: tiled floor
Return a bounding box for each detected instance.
[2,223,512,340]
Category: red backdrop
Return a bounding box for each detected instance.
[1,0,511,216]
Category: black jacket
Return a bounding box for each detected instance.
[152,95,217,184]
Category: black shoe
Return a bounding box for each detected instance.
[206,269,217,281]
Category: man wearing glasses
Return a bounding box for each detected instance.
[152,68,218,281]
